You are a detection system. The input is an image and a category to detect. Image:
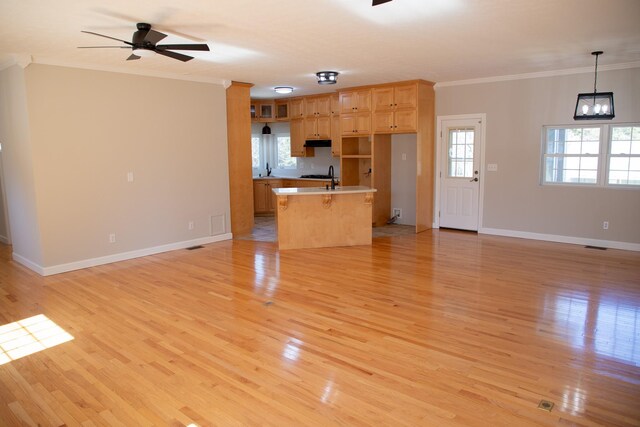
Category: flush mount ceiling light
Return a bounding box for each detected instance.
[574,51,615,120]
[316,71,339,85]
[274,86,293,94]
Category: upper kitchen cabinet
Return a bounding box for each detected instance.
[275,100,289,121]
[251,100,275,122]
[339,89,371,114]
[331,94,340,116]
[304,95,332,117]
[339,88,372,136]
[290,118,315,158]
[289,97,305,120]
[372,83,418,133]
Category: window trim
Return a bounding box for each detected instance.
[540,123,640,189]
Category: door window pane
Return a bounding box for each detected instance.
[447,128,474,178]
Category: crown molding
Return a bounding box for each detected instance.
[29,56,228,86]
[434,61,640,88]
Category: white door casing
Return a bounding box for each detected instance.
[437,116,484,231]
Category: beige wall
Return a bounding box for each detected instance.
[436,67,640,244]
[0,65,42,263]
[3,63,230,270]
[0,146,9,243]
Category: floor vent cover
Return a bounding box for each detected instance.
[585,245,607,250]
[186,245,204,250]
[263,301,274,307]
[537,400,554,412]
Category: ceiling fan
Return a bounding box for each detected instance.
[79,22,210,62]
[372,0,393,5]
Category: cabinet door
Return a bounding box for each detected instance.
[355,89,372,112]
[253,182,268,213]
[331,94,340,116]
[355,113,371,134]
[304,117,318,139]
[315,95,332,117]
[290,119,306,157]
[372,87,394,112]
[394,84,418,110]
[258,102,274,121]
[275,101,289,121]
[267,180,283,213]
[304,98,317,118]
[394,109,417,133]
[290,98,305,119]
[316,116,331,139]
[339,91,356,114]
[340,114,356,135]
[331,115,341,157]
[372,111,394,134]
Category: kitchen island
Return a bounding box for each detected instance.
[272,186,376,250]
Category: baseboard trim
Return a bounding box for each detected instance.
[12,253,45,275]
[13,234,233,277]
[479,227,640,252]
[0,235,9,245]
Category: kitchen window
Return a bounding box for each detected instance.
[541,124,639,188]
[252,133,297,170]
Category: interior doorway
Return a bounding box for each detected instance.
[436,114,485,231]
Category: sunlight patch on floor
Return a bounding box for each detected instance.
[0,314,74,365]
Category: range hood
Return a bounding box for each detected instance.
[304,139,331,148]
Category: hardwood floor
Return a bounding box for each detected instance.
[1,231,639,426]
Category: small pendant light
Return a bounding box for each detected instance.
[262,123,271,135]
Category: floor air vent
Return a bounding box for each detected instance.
[585,245,607,250]
[186,245,204,250]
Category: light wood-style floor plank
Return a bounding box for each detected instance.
[1,230,639,426]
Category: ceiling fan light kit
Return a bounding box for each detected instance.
[79,22,210,63]
[316,71,339,85]
[573,51,615,120]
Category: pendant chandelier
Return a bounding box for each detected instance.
[573,51,614,120]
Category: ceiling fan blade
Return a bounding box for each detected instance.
[155,50,193,62]
[127,54,141,61]
[156,44,210,51]
[372,0,392,5]
[81,30,132,45]
[78,46,131,49]
[144,29,167,44]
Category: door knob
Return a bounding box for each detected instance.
[470,177,478,182]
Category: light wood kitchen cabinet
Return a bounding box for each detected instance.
[340,113,371,135]
[290,119,314,157]
[339,89,371,114]
[304,95,332,118]
[275,100,289,121]
[331,94,340,116]
[253,179,283,214]
[251,100,275,122]
[289,98,305,119]
[304,116,331,140]
[331,114,341,157]
[372,83,418,133]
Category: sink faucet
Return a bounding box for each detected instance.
[328,165,336,190]
[266,162,272,177]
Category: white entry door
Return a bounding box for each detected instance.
[439,117,482,231]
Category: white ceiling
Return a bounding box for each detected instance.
[1,0,639,98]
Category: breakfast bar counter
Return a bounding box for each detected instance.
[271,186,377,250]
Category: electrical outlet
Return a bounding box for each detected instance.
[402,153,407,161]
[108,233,116,243]
[127,172,134,182]
[393,208,402,219]
[603,221,609,230]
[188,221,194,230]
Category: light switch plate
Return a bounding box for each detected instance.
[487,163,498,172]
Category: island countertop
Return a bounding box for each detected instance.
[272,186,376,196]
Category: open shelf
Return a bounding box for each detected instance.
[341,136,372,156]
